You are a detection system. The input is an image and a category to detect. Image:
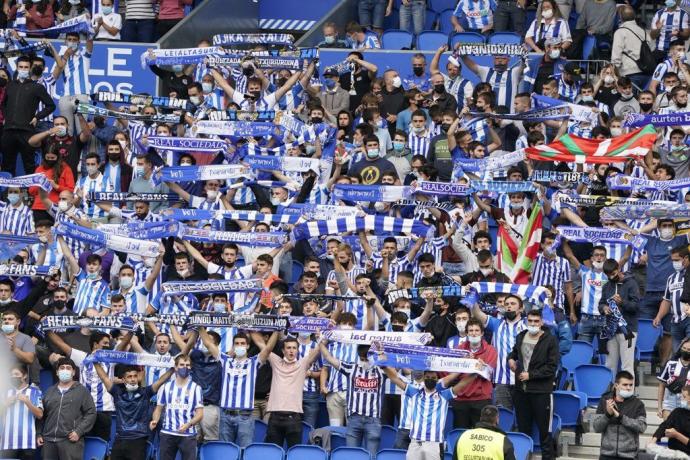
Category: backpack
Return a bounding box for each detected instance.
[621,27,656,75]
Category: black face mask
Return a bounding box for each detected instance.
[504,311,517,321]
[440,123,451,134]
[424,378,438,390]
[52,300,67,311]
[108,153,120,162]
[391,324,405,332]
[413,66,425,77]
[678,101,687,108]
[224,261,235,268]
[31,66,44,77]
[680,351,690,360]
[639,102,654,112]
[249,90,261,100]
[44,158,57,167]
[242,66,255,76]
[434,84,445,94]
[11,377,23,388]
[311,117,323,124]
[357,345,370,360]
[277,77,288,87]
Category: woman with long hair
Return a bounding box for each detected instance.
[525,0,572,54]
[28,146,75,223]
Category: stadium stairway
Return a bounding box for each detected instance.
[532,360,661,460]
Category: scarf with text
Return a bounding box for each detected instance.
[30,14,93,36]
[392,200,458,213]
[183,227,287,247]
[463,282,550,306]
[555,194,673,208]
[86,191,180,202]
[146,137,228,153]
[292,215,431,241]
[159,164,247,182]
[469,104,570,122]
[205,110,275,122]
[469,180,536,194]
[332,184,412,202]
[54,222,159,257]
[414,181,471,197]
[77,103,181,124]
[323,329,432,346]
[387,285,463,304]
[212,33,295,46]
[160,278,264,295]
[244,155,321,173]
[0,264,56,277]
[140,46,226,68]
[287,316,334,333]
[40,315,137,332]
[187,312,289,331]
[84,350,175,368]
[623,111,690,128]
[557,226,646,251]
[529,170,589,184]
[600,204,690,220]
[278,204,361,220]
[607,175,690,192]
[194,120,276,137]
[91,92,193,111]
[97,221,182,240]
[0,172,52,191]
[207,54,304,71]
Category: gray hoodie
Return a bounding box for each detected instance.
[41,382,96,442]
[592,390,647,459]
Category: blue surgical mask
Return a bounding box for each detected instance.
[234,346,247,357]
[393,141,405,152]
[135,166,145,178]
[666,0,676,8]
[17,69,29,80]
[101,6,113,14]
[324,35,336,44]
[67,43,79,51]
[87,272,98,280]
[618,388,634,399]
[213,302,225,312]
[177,367,190,378]
[58,369,73,382]
[7,193,20,205]
[172,64,184,73]
[324,79,336,89]
[2,324,14,334]
[201,82,213,93]
[366,148,379,159]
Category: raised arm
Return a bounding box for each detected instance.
[198,327,220,360]
[144,246,165,291]
[258,331,279,363]
[57,235,79,276]
[358,231,375,259]
[382,365,407,391]
[430,45,447,74]
[318,340,340,369]
[151,368,174,393]
[93,360,113,392]
[46,330,73,357]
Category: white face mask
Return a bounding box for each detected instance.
[542,8,553,18]
[234,346,247,357]
[610,128,623,137]
[527,325,541,335]
[58,200,70,212]
[673,260,684,271]
[604,75,615,85]
[592,260,604,270]
[206,190,218,201]
[392,76,402,88]
[468,335,482,346]
[479,267,493,276]
[119,276,133,289]
[86,165,98,176]
[456,320,467,333]
[660,228,674,240]
[548,49,561,60]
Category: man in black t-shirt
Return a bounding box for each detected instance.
[348,136,397,185]
[339,52,379,110]
[29,115,90,178]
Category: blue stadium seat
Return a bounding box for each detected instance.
[383,8,400,30]
[582,35,596,59]
[445,429,466,452]
[506,432,533,460]
[291,260,304,284]
[553,391,583,428]
[573,364,613,406]
[425,10,438,30]
[107,414,117,454]
[254,419,268,443]
[382,29,414,49]
[450,31,485,48]
[331,446,372,460]
[498,406,515,432]
[530,414,561,451]
[438,9,456,34]
[286,444,327,460]
[562,340,594,379]
[417,31,448,50]
[376,449,407,460]
[301,421,313,445]
[39,368,54,393]
[444,452,453,460]
[83,437,108,460]
[380,425,397,450]
[243,443,285,460]
[331,432,347,449]
[430,0,457,13]
[199,441,240,460]
[487,32,522,45]
[637,319,662,361]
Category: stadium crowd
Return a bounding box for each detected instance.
[1,0,690,460]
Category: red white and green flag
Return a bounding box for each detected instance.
[525,124,656,164]
[497,203,543,284]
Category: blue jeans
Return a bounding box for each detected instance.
[671,317,690,350]
[121,19,155,43]
[219,410,254,448]
[399,0,426,35]
[577,314,606,343]
[346,414,381,456]
[358,0,387,29]
[302,391,321,429]
[393,427,410,449]
[493,0,526,36]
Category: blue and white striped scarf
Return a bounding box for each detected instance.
[195,120,275,137]
[160,278,264,295]
[207,54,304,71]
[623,111,690,129]
[85,350,174,368]
[183,227,287,247]
[469,105,570,122]
[414,181,471,196]
[86,192,180,202]
[279,204,360,220]
[607,175,690,191]
[292,215,431,241]
[97,221,183,240]
[244,155,321,173]
[0,173,52,191]
[91,92,193,111]
[0,264,56,277]
[206,110,276,122]
[212,33,294,46]
[465,282,550,306]
[54,222,159,257]
[159,164,247,182]
[140,46,226,69]
[601,204,690,220]
[332,184,412,202]
[470,180,536,193]
[77,103,180,124]
[30,13,93,36]
[556,226,647,251]
[0,234,40,261]
[146,137,227,153]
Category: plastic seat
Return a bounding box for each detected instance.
[430,0,458,13]
[417,30,448,50]
[380,425,397,450]
[506,432,534,460]
[450,31,485,48]
[286,444,327,460]
[425,10,437,30]
[375,449,407,460]
[445,429,466,452]
[530,414,561,451]
[438,9,456,34]
[487,32,522,45]
[553,391,583,428]
[637,319,662,361]
[573,364,613,406]
[291,260,304,284]
[383,8,400,30]
[254,419,268,443]
[331,432,347,449]
[243,443,285,460]
[83,437,108,460]
[382,29,414,49]
[39,368,54,393]
[331,446,371,460]
[562,340,594,379]
[582,35,596,59]
[107,414,117,454]
[498,406,515,432]
[198,441,240,460]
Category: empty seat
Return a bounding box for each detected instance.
[417,30,448,50]
[382,29,414,49]
[573,364,613,406]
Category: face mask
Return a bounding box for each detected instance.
[38,235,48,244]
[201,82,213,93]
[324,35,336,44]
[108,152,121,162]
[7,193,20,205]
[250,90,261,100]
[424,378,437,390]
[189,96,201,106]
[54,125,67,137]
[87,272,98,280]
[17,69,29,80]
[392,141,405,152]
[177,367,190,378]
[468,335,482,346]
[311,117,324,124]
[640,102,653,112]
[270,197,282,206]
[298,332,312,340]
[86,165,98,176]
[180,161,193,167]
[673,260,684,271]
[504,311,517,321]
[206,190,218,201]
[542,9,553,18]
[58,369,73,382]
[681,350,690,360]
[392,76,402,88]
[58,200,70,212]
[618,388,634,399]
[440,123,451,134]
[548,49,561,60]
[123,382,139,392]
[374,201,386,213]
[413,126,426,134]
[456,320,467,332]
[172,64,184,73]
[31,65,44,76]
[67,42,79,50]
[177,269,189,277]
[11,376,23,387]
[44,157,57,167]
[119,276,133,289]
[413,66,425,77]
[434,83,445,94]
[610,128,623,137]
[213,302,225,312]
[581,95,593,102]
[604,75,615,85]
[660,228,674,239]
[510,202,524,210]
[323,78,337,91]
[527,325,541,335]
[243,66,255,77]
[366,148,379,159]
[592,260,604,270]
[234,346,247,357]
[391,324,405,332]
[680,399,689,409]
[135,166,145,178]
[479,267,493,276]
[666,0,676,7]
[2,324,14,334]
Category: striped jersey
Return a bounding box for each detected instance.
[157,378,204,436]
[48,204,88,256]
[531,253,571,310]
[526,18,571,46]
[276,82,306,111]
[0,202,34,236]
[578,265,608,316]
[72,348,114,412]
[37,75,57,122]
[652,8,689,51]
[453,0,496,30]
[75,173,115,219]
[326,341,357,392]
[447,335,468,348]
[111,285,149,314]
[230,90,278,111]
[408,131,432,158]
[664,268,687,323]
[127,121,157,156]
[218,354,260,410]
[298,339,322,392]
[398,378,423,430]
[657,359,690,385]
[486,316,527,385]
[465,117,489,143]
[1,385,42,449]
[339,361,386,417]
[30,241,63,269]
[327,266,366,286]
[476,64,522,107]
[145,352,172,387]
[442,74,473,109]
[558,75,581,102]
[150,292,197,334]
[405,383,454,442]
[61,48,91,96]
[370,251,412,285]
[353,31,380,49]
[103,162,122,193]
[73,270,110,315]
